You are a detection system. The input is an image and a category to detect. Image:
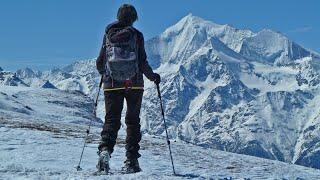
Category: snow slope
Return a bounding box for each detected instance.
[2,126,320,180]
[0,86,102,127]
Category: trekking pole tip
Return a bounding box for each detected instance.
[76,165,82,171]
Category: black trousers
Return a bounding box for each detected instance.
[98,89,143,159]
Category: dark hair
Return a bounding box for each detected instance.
[117,4,138,26]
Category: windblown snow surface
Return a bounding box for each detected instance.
[1,86,320,179]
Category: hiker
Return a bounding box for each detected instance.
[95,4,161,174]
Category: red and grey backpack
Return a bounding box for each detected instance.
[104,26,139,85]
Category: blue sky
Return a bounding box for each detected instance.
[0,0,319,71]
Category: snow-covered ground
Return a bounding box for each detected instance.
[1,121,320,179]
[0,86,102,127]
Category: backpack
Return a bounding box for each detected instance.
[105,26,139,82]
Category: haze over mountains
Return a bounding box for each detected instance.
[1,14,320,170]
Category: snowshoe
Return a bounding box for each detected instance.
[96,150,110,174]
[122,158,142,174]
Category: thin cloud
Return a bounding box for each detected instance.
[290,26,312,33]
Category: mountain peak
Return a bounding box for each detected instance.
[0,67,3,72]
[180,13,206,24]
[183,13,194,20]
[181,13,221,26]
[162,14,221,37]
[257,28,288,39]
[16,67,41,79]
[41,80,57,89]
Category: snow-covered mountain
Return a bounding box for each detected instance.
[143,14,320,170]
[0,69,29,87]
[239,29,313,65]
[14,60,100,97]
[7,14,320,170]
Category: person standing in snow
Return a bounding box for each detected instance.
[95,4,161,174]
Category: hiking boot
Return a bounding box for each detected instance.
[96,150,110,174]
[122,158,142,173]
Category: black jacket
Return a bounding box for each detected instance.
[96,21,156,90]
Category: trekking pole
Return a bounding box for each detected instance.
[156,83,176,175]
[76,75,103,171]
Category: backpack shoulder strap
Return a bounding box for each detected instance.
[128,27,139,73]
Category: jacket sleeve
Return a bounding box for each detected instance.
[96,34,106,74]
[137,33,155,81]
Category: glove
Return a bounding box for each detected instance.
[153,73,161,85]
